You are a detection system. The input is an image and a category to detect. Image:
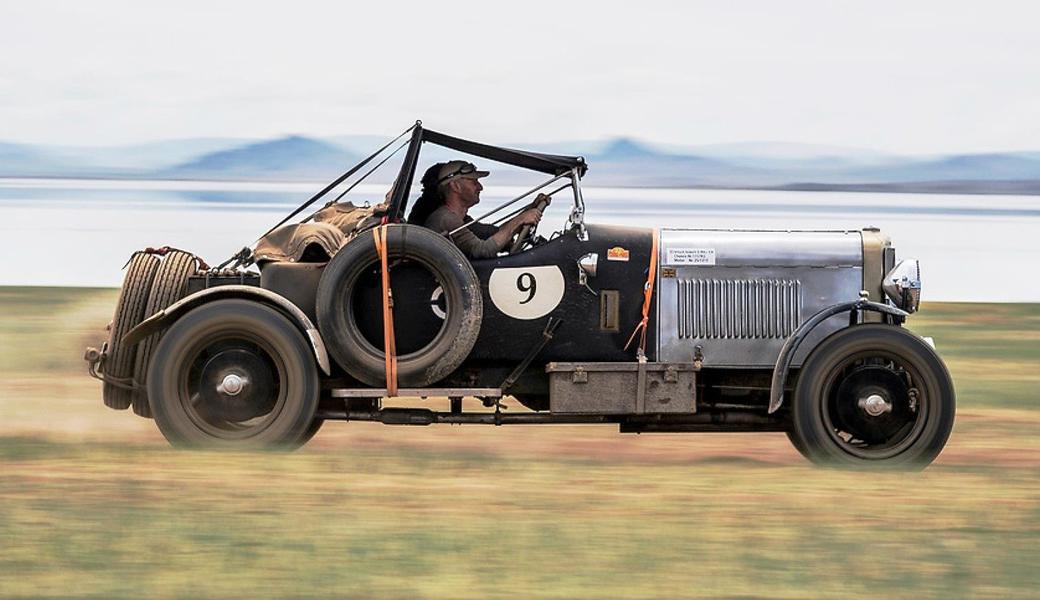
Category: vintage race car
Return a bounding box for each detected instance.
[86,122,954,468]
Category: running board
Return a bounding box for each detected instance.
[313,406,784,430]
[330,388,503,399]
[315,408,611,426]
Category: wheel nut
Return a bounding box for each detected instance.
[859,393,892,417]
[218,374,245,396]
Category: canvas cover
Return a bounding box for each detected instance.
[254,202,386,264]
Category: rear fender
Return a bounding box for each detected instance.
[121,285,331,376]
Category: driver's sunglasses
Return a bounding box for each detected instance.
[436,163,477,185]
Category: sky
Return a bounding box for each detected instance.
[1,0,1038,154]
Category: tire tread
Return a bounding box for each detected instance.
[132,251,198,417]
[103,253,160,409]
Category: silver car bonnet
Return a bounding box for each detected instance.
[657,229,864,367]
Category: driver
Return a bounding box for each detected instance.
[408,160,547,259]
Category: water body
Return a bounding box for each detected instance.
[1,178,1038,302]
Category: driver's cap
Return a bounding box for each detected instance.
[437,160,489,185]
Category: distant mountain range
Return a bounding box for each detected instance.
[1,134,1037,194]
[167,136,358,180]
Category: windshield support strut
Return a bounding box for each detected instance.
[568,167,588,241]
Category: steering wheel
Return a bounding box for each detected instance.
[508,195,552,254]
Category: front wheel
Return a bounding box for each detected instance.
[147,299,320,449]
[788,324,955,469]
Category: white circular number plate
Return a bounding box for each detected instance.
[488,265,565,320]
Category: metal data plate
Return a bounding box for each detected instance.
[659,229,862,268]
[657,229,864,368]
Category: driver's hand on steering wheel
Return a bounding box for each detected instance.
[505,200,546,253]
[518,193,551,227]
[531,193,552,209]
[517,207,543,227]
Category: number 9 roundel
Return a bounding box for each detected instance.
[488,266,565,320]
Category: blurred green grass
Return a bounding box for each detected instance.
[905,302,1040,409]
[1,437,1037,599]
[0,286,116,375]
[0,287,1038,599]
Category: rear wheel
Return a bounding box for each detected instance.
[103,252,160,410]
[789,324,955,469]
[147,299,319,448]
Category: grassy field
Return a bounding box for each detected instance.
[0,287,1037,599]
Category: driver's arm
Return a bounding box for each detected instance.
[428,209,522,258]
[444,210,539,258]
[485,208,541,252]
[430,201,545,259]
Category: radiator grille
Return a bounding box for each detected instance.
[675,279,802,339]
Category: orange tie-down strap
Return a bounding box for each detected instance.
[373,226,398,396]
[624,228,659,357]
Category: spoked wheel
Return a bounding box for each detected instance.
[147,299,319,449]
[788,324,955,469]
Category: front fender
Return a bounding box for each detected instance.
[768,298,908,414]
[122,285,331,376]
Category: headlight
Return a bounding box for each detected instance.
[883,259,922,313]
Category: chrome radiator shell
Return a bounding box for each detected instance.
[657,230,864,367]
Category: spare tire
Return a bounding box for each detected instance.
[316,224,482,388]
[103,252,160,410]
[131,251,199,418]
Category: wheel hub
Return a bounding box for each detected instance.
[832,364,914,446]
[218,373,246,396]
[858,393,893,417]
[195,347,278,424]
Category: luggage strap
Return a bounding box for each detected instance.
[373,226,398,396]
[122,246,210,271]
[624,228,659,358]
[142,246,210,270]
